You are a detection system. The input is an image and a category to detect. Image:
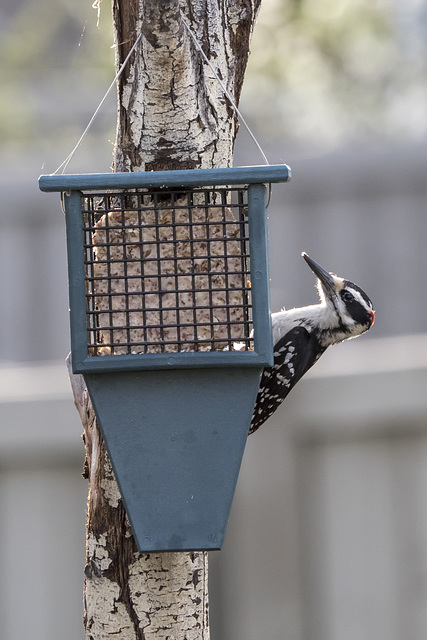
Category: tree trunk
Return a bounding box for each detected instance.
[68,1,261,638]
[111,0,260,172]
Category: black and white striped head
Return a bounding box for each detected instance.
[302,252,375,344]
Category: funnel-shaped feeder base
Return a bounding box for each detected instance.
[84,367,261,552]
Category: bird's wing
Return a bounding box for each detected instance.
[249,326,321,434]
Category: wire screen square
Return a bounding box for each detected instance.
[81,188,253,356]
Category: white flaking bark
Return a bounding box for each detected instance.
[87,533,113,572]
[128,552,209,637]
[85,576,134,638]
[100,456,121,509]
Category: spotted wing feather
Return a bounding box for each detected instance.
[250,326,323,434]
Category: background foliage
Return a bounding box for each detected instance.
[244,0,427,147]
[2,0,427,154]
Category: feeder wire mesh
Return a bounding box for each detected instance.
[81,187,253,356]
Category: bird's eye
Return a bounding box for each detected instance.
[342,291,354,303]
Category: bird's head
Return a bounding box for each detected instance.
[302,252,375,343]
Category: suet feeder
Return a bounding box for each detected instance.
[39,164,291,551]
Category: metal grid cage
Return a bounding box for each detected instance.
[39,165,291,373]
[82,188,252,356]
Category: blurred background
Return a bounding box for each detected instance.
[1,0,427,638]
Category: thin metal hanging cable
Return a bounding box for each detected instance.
[53,33,142,175]
[179,13,270,167]
[54,18,272,204]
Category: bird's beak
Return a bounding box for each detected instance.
[302,253,335,293]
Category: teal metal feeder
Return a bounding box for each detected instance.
[39,165,291,552]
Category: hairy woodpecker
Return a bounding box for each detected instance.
[250,252,375,434]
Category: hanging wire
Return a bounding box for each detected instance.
[54,16,273,206]
[54,33,142,175]
[179,13,272,206]
[179,12,269,167]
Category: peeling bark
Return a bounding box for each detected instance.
[112,0,261,172]
[69,0,261,637]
